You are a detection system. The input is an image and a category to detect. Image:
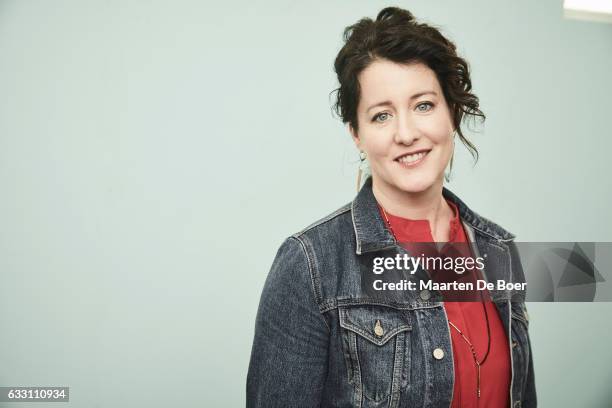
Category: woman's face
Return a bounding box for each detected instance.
[350,59,455,196]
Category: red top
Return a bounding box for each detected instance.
[378,200,511,408]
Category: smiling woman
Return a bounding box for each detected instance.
[247,6,536,408]
[349,60,456,202]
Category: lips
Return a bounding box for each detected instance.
[395,149,431,166]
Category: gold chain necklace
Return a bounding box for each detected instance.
[448,314,491,399]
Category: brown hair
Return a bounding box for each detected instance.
[332,6,484,161]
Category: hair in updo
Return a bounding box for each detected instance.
[332,6,483,161]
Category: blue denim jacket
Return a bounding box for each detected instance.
[247,177,536,407]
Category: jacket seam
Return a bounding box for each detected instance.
[290,235,331,333]
[320,298,444,313]
[350,199,363,255]
[294,203,351,236]
[462,213,515,242]
[470,223,516,243]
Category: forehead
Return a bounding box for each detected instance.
[357,60,441,105]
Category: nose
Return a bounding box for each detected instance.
[394,113,419,146]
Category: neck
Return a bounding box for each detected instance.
[372,176,453,241]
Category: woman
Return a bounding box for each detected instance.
[247,7,536,408]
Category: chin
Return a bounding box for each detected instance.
[392,174,438,194]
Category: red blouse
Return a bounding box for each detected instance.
[378,200,511,408]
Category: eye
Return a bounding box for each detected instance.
[416,102,434,112]
[373,112,392,123]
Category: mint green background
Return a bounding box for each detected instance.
[0,0,611,407]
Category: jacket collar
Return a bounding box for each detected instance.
[351,176,515,254]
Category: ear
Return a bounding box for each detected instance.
[349,124,360,150]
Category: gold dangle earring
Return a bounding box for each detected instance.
[357,150,367,192]
[444,133,456,183]
[444,153,454,183]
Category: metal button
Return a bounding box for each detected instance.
[513,401,521,408]
[433,348,445,360]
[512,341,518,349]
[420,289,431,300]
[374,320,384,337]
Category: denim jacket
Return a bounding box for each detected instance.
[247,177,536,408]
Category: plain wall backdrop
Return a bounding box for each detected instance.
[1,0,611,406]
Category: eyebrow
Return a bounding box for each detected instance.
[366,91,439,113]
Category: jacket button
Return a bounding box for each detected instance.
[513,401,521,407]
[512,341,518,348]
[420,289,431,300]
[433,348,445,360]
[374,320,384,337]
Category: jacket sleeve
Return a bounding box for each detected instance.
[509,240,537,407]
[247,237,330,408]
[522,313,537,408]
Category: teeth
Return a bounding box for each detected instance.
[398,151,427,164]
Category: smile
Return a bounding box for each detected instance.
[395,150,431,168]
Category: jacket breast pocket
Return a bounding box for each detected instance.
[339,304,412,406]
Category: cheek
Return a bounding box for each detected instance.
[426,121,454,164]
[435,136,454,163]
[361,130,391,157]
[427,122,453,144]
[425,109,454,142]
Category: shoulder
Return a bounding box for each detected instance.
[284,202,360,265]
[463,206,516,242]
[267,203,355,312]
[443,187,516,242]
[272,200,354,265]
[292,202,353,236]
[286,202,355,251]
